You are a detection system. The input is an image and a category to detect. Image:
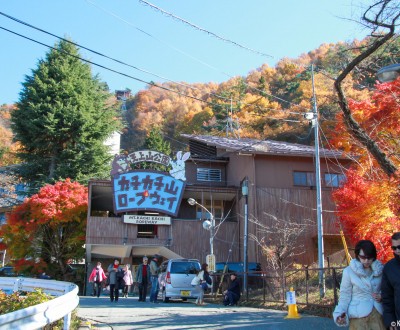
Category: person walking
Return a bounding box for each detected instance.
[149,255,160,303]
[107,259,123,302]
[223,273,241,306]
[382,232,400,330]
[136,256,150,302]
[333,239,385,329]
[122,264,133,298]
[88,261,107,298]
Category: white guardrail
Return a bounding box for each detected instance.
[0,277,79,330]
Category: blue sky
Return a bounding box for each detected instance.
[0,0,372,105]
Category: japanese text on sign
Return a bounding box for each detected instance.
[112,170,185,217]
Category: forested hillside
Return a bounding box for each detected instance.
[1,36,399,162]
[119,36,399,152]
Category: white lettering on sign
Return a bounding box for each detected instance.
[123,215,171,225]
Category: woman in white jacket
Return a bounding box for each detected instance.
[333,240,385,329]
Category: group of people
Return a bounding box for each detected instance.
[190,262,240,306]
[88,255,161,303]
[88,256,241,307]
[333,232,400,330]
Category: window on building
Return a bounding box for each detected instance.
[197,168,222,182]
[293,171,315,186]
[325,173,346,187]
[137,224,157,238]
[196,200,223,220]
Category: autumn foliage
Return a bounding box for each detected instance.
[331,78,400,262]
[0,179,88,277]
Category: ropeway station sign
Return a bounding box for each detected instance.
[123,215,171,225]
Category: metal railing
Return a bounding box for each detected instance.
[0,277,79,330]
[210,266,345,311]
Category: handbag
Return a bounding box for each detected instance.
[204,273,212,285]
[201,282,208,291]
[117,270,125,286]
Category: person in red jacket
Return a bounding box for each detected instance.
[89,261,107,297]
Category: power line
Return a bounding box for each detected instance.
[138,0,273,58]
[85,1,309,111]
[0,10,308,117]
[0,25,219,106]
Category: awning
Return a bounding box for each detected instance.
[85,244,182,262]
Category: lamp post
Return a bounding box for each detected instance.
[377,63,400,82]
[188,198,215,257]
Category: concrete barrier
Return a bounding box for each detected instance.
[0,277,79,330]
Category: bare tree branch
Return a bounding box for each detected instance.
[334,0,400,177]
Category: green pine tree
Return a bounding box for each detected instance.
[144,127,171,155]
[11,39,121,190]
[138,127,171,171]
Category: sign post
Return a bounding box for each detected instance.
[206,254,216,273]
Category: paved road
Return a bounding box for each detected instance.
[77,296,342,330]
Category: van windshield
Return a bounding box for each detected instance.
[170,262,200,274]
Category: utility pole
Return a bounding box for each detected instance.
[242,177,249,297]
[311,64,325,298]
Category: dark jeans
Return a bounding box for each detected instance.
[224,291,239,306]
[138,278,148,301]
[93,281,102,297]
[110,284,119,302]
[150,275,159,302]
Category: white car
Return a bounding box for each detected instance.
[158,258,201,302]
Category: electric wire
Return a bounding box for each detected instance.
[0,10,309,118]
[138,0,273,58]
[84,1,311,112]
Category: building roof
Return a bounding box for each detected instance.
[181,134,348,159]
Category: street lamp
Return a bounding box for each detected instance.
[377,63,400,83]
[188,198,215,256]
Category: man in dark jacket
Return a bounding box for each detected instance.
[382,232,400,329]
[136,256,150,302]
[223,273,241,306]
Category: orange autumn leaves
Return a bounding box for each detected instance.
[331,78,400,262]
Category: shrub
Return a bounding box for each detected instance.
[0,289,52,315]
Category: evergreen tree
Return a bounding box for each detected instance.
[144,127,171,155]
[11,39,120,190]
[140,127,171,171]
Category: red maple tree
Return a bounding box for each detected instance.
[331,78,400,263]
[0,179,88,278]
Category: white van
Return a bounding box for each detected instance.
[158,258,201,302]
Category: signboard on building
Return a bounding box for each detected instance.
[123,215,171,225]
[112,170,185,217]
[111,150,189,217]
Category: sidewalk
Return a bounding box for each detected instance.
[77,296,343,330]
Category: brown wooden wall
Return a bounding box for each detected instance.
[86,216,240,264]
[242,186,341,265]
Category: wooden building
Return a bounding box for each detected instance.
[85,134,351,282]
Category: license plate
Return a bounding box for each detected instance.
[181,290,190,296]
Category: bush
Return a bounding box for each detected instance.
[0,289,81,329]
[0,289,52,315]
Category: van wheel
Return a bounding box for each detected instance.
[162,288,170,303]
